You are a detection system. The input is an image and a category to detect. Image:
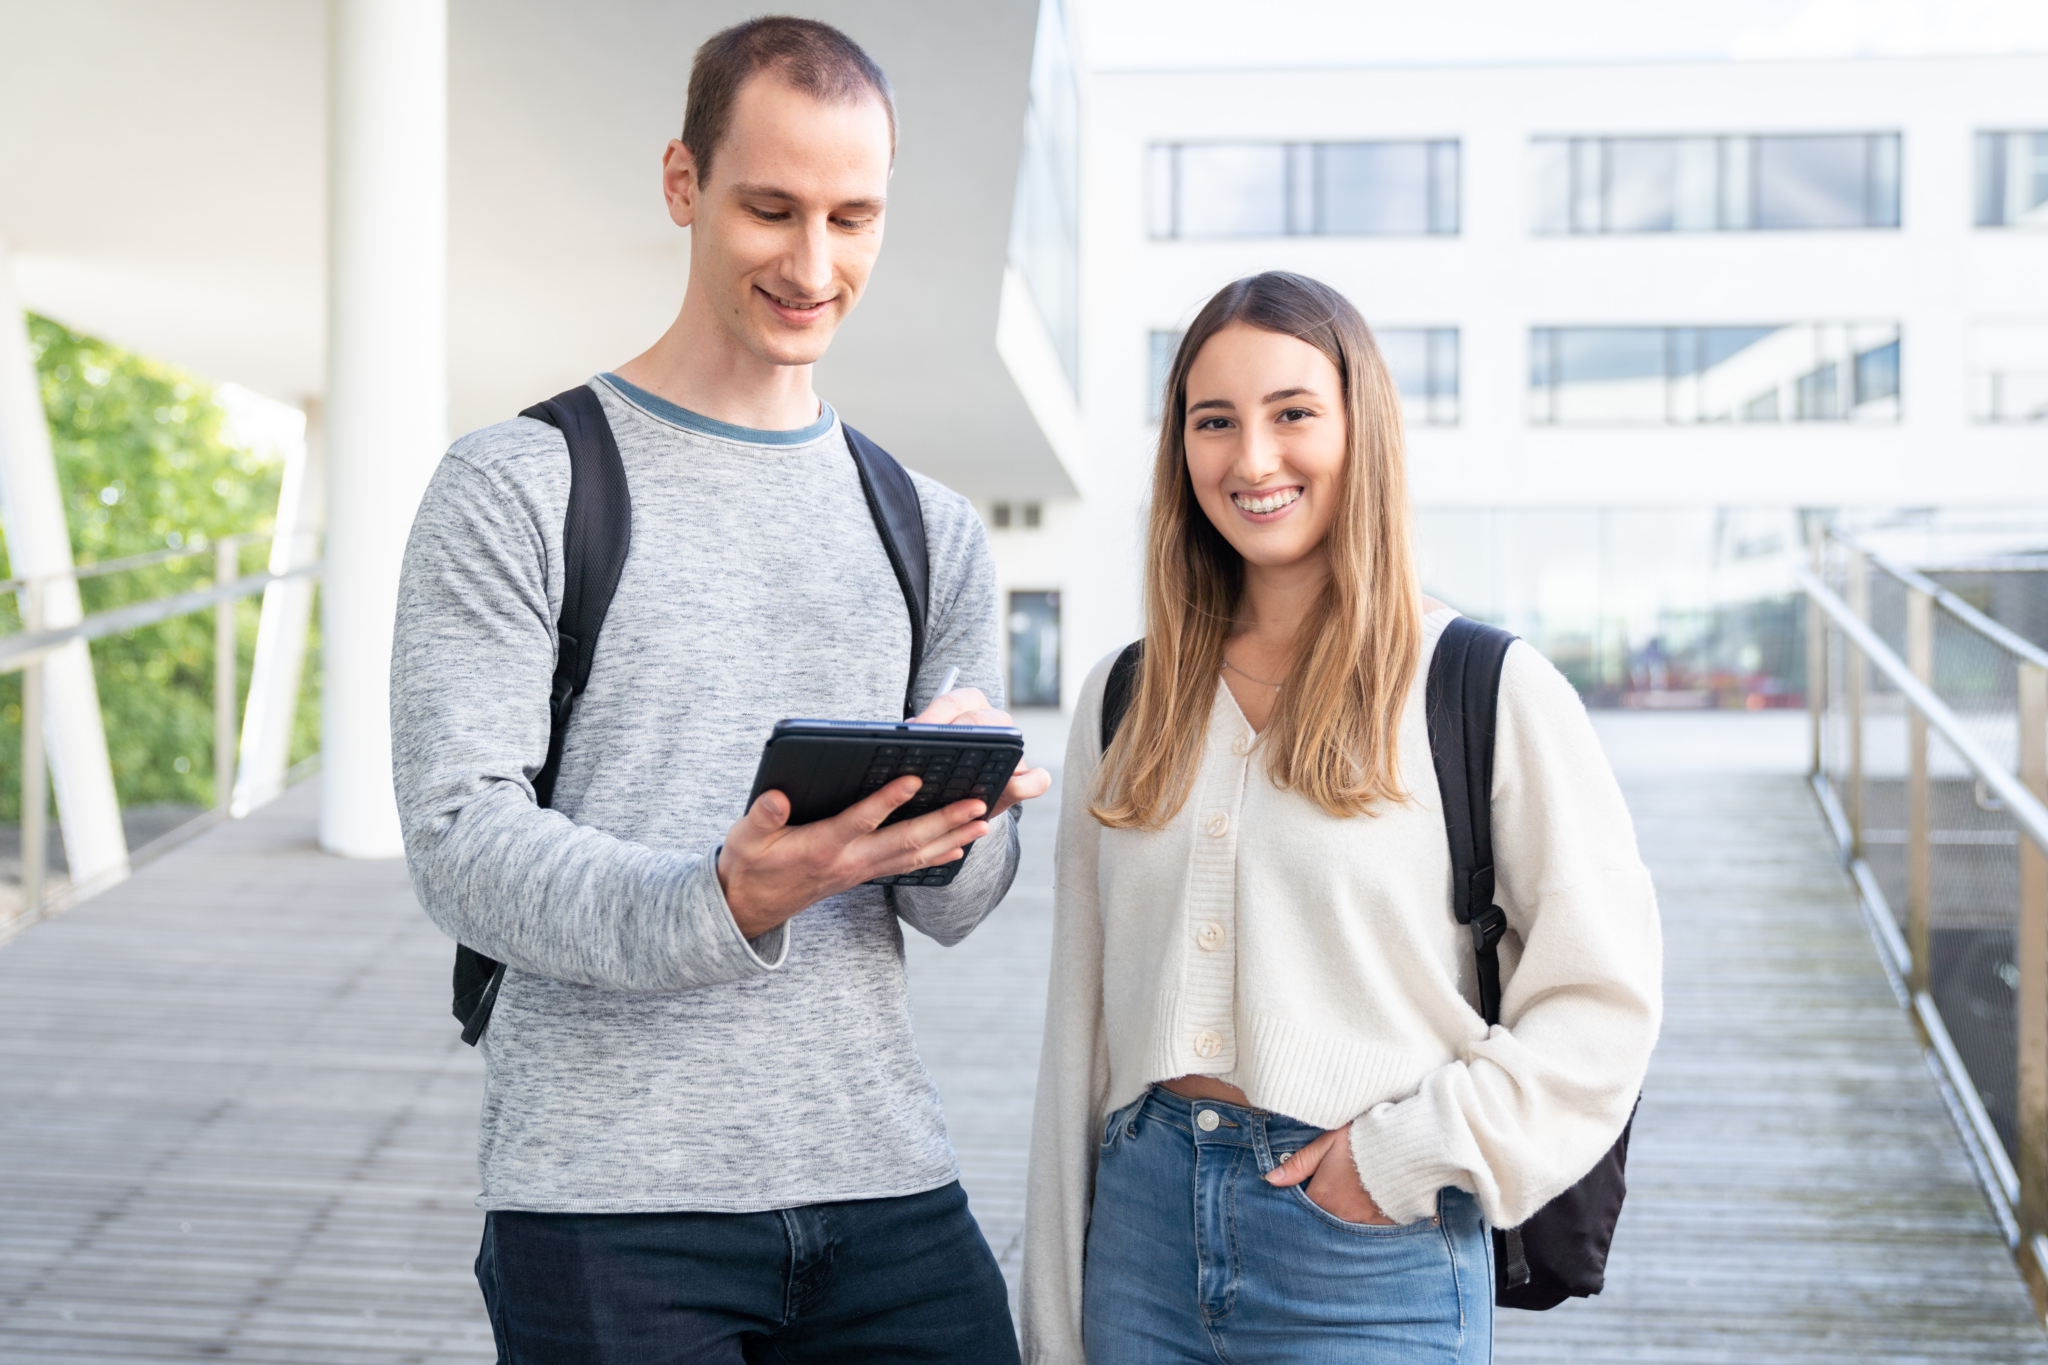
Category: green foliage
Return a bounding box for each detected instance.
[0,315,322,822]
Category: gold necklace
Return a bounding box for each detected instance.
[1222,657,1284,688]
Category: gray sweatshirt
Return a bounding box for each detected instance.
[391,375,1020,1212]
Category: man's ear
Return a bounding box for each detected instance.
[663,139,700,229]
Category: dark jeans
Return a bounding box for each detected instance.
[476,1180,1020,1364]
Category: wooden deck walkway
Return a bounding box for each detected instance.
[1,713,2044,1361]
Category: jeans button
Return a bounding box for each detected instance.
[1196,1109,1221,1132]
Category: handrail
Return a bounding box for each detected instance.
[0,529,316,596]
[0,563,320,674]
[1797,566,2048,855]
[1864,548,2048,671]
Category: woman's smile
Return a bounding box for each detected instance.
[1232,485,1304,520]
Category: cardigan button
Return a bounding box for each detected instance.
[1230,735,1249,756]
[1207,813,1230,838]
[1196,922,1224,952]
[1193,1029,1224,1058]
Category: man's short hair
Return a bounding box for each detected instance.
[682,16,897,182]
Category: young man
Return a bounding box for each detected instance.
[390,18,1048,1362]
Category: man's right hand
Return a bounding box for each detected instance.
[715,778,993,940]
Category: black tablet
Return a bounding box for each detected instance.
[746,719,1027,887]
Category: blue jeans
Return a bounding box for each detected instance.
[1084,1088,1492,1364]
[476,1181,1019,1363]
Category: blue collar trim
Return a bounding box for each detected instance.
[598,373,836,447]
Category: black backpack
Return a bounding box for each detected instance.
[450,384,932,1046]
[1099,616,1635,1311]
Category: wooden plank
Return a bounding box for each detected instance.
[0,783,497,1363]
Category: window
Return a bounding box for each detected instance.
[1149,140,1459,239]
[1532,134,1900,233]
[1008,591,1061,707]
[1376,328,1461,425]
[1971,322,2048,422]
[1529,324,1902,424]
[1147,329,1180,421]
[1977,132,2048,228]
[1148,326,1460,426]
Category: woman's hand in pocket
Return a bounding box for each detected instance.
[1263,1123,1396,1225]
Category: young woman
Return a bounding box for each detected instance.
[1020,272,1661,1364]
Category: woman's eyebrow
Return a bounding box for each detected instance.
[1262,387,1314,404]
[1187,397,1236,414]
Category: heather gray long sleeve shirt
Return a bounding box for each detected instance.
[391,375,1020,1212]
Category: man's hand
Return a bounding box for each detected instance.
[717,780,993,940]
[909,686,1053,818]
[1262,1123,1396,1225]
[716,685,1050,941]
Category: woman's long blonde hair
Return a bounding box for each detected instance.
[1092,272,1422,828]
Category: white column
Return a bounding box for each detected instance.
[322,0,448,858]
[0,241,130,893]
[233,398,325,817]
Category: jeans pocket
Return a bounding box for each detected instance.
[1283,1182,1440,1237]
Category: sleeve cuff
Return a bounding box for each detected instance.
[1349,1095,1461,1226]
[677,847,789,979]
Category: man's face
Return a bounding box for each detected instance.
[668,75,892,368]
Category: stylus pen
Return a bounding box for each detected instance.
[937,666,960,698]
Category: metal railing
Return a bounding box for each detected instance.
[2,532,320,934]
[1803,524,2048,1310]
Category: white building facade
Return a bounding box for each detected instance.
[986,52,2048,709]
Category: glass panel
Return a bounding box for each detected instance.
[2003,132,2048,227]
[1795,362,1840,418]
[1147,145,1177,238]
[1607,138,1678,231]
[2027,133,2048,223]
[1720,136,1754,229]
[1855,339,1900,406]
[1287,144,1317,235]
[1868,134,1901,228]
[1007,591,1061,707]
[1970,321,2048,421]
[1429,329,1461,423]
[1007,0,1081,383]
[1530,139,1570,233]
[1532,324,1904,424]
[1378,327,1458,425]
[1695,325,1789,421]
[1674,138,1718,231]
[1541,327,1670,423]
[1177,144,1286,238]
[1429,141,1461,234]
[1755,135,1873,229]
[1148,329,1182,422]
[1530,328,1559,423]
[1379,328,1428,402]
[1319,142,1431,234]
[1572,139,1604,232]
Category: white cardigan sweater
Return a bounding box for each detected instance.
[1020,610,1662,1362]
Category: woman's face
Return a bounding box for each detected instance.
[1182,323,1348,574]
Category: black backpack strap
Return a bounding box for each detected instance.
[1424,615,1517,1027]
[526,386,634,807]
[843,424,929,718]
[1099,641,1144,753]
[452,384,632,1047]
